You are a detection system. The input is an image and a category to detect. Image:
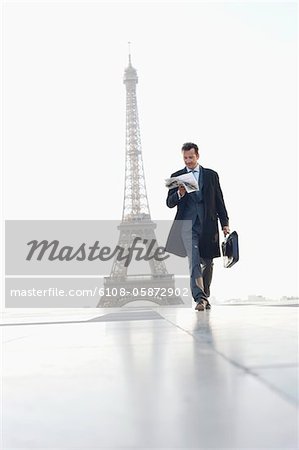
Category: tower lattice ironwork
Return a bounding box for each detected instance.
[97,51,183,307]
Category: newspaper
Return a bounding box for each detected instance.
[165,172,199,193]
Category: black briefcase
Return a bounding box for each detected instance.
[222,231,239,268]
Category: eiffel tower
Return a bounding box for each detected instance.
[97,50,183,307]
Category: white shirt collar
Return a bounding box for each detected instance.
[186,164,200,172]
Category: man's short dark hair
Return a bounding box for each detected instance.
[181,142,199,155]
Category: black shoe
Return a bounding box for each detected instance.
[195,299,211,311]
[195,301,205,311]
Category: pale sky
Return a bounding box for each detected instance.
[2,1,298,301]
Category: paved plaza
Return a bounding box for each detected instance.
[1,303,298,449]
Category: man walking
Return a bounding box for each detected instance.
[166,142,230,311]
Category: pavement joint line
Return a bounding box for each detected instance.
[248,363,298,369]
[0,319,97,327]
[2,335,32,344]
[160,314,299,408]
[0,310,165,326]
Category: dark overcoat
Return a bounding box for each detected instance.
[165,166,229,259]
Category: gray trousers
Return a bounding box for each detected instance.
[181,217,214,302]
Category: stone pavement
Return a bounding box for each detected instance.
[1,304,298,449]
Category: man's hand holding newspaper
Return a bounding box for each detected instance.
[165,172,199,193]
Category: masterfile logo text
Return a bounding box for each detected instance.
[26,237,169,266]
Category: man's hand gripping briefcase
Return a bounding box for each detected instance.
[222,231,239,268]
